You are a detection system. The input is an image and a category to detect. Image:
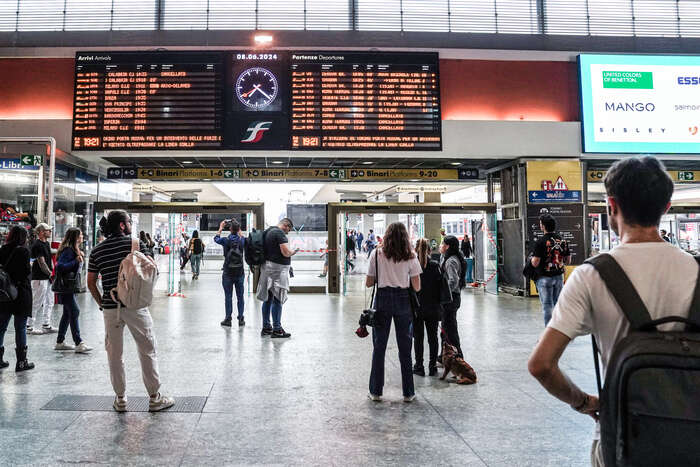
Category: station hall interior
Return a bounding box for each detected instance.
[2,2,700,466]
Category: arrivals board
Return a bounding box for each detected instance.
[72,51,441,151]
[72,52,224,150]
[289,52,441,150]
[578,54,700,154]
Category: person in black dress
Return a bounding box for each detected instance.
[0,226,35,371]
[413,238,443,377]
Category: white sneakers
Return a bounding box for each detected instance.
[54,342,92,353]
[41,325,58,334]
[27,327,44,335]
[112,394,175,413]
[367,393,416,403]
[113,397,127,412]
[149,393,175,412]
[74,342,93,353]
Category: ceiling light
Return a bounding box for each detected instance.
[272,160,284,164]
[362,161,374,165]
[182,161,193,164]
[254,34,273,45]
[450,162,462,166]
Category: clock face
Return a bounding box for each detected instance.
[235,67,279,110]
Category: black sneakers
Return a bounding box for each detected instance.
[261,327,273,337]
[220,318,232,327]
[238,317,245,327]
[271,328,291,339]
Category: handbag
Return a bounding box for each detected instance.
[52,267,85,294]
[358,251,379,328]
[0,248,19,303]
[522,253,540,282]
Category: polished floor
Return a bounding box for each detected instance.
[0,266,597,466]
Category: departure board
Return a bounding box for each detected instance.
[290,52,441,150]
[72,52,224,150]
[72,51,441,151]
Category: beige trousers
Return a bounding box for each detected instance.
[102,307,160,397]
[591,440,605,467]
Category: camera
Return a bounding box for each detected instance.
[223,219,232,230]
[359,308,377,327]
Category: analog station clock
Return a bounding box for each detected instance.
[235,67,279,110]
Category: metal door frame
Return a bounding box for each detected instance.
[327,202,497,294]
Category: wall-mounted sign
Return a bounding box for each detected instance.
[579,54,700,154]
[0,158,39,170]
[527,204,585,265]
[108,166,462,181]
[587,169,700,184]
[527,160,583,204]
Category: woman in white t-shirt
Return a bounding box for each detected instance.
[366,222,422,403]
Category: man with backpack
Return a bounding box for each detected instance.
[215,219,246,327]
[528,157,699,467]
[87,210,174,413]
[530,213,571,326]
[255,218,298,338]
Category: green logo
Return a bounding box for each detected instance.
[602,71,653,89]
[678,171,695,181]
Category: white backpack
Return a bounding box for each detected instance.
[110,250,159,309]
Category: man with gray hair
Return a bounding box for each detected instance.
[257,218,298,338]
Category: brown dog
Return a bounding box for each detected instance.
[440,341,477,385]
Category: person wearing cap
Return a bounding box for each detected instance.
[27,223,56,335]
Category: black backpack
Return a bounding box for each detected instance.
[193,238,203,255]
[0,248,18,302]
[225,237,244,276]
[245,229,266,266]
[585,253,700,467]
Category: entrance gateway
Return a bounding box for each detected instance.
[92,201,497,295]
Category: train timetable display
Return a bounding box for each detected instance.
[72,52,224,150]
[290,52,441,150]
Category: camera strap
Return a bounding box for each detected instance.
[368,250,379,309]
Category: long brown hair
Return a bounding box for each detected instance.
[381,222,414,263]
[415,238,430,269]
[58,228,82,257]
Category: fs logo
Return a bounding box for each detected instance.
[241,121,272,143]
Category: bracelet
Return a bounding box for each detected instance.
[572,394,589,412]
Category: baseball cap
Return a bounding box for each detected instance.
[35,223,53,232]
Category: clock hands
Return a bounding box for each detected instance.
[242,84,273,101]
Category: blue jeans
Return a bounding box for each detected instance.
[465,258,474,283]
[536,275,564,326]
[57,293,81,345]
[190,254,202,275]
[370,287,414,398]
[261,292,283,331]
[222,273,245,320]
[0,311,28,348]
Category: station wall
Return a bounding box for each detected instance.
[0,56,583,159]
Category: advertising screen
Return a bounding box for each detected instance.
[286,204,327,231]
[579,54,700,154]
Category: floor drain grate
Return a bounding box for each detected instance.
[41,395,207,413]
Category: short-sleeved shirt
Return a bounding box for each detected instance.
[548,241,697,439]
[367,248,422,289]
[533,232,570,277]
[88,234,133,309]
[264,227,290,266]
[30,239,52,280]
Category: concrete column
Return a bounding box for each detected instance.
[424,192,442,250]
[384,194,399,228]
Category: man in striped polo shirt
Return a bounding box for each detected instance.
[87,210,174,413]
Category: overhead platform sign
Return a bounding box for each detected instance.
[107,167,478,182]
[588,169,700,183]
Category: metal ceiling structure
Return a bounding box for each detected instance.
[102,156,510,171]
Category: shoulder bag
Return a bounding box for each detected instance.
[358,251,379,329]
[0,248,19,302]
